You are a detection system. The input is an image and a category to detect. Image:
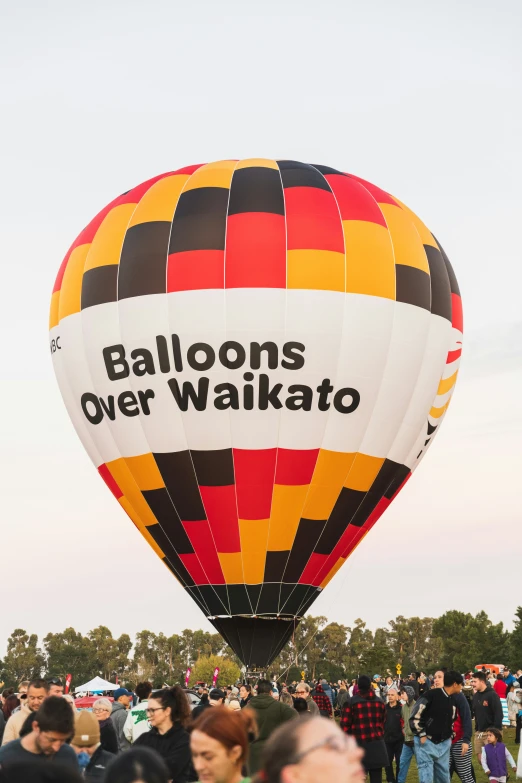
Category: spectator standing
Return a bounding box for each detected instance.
[337,684,350,712]
[134,685,196,782]
[493,674,508,700]
[191,704,257,782]
[397,686,416,783]
[92,698,119,755]
[192,691,211,720]
[507,684,522,727]
[111,687,132,751]
[209,689,226,707]
[258,714,365,783]
[1,678,48,745]
[409,670,462,783]
[2,693,20,723]
[449,679,474,783]
[293,683,319,715]
[248,679,297,775]
[9,681,28,715]
[47,678,64,698]
[320,679,335,710]
[340,674,388,783]
[311,683,333,718]
[480,727,516,783]
[471,671,503,762]
[71,709,115,780]
[239,685,253,709]
[384,689,403,783]
[0,696,77,771]
[123,681,153,745]
[418,675,430,698]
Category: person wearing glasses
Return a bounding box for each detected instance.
[2,678,49,745]
[9,681,29,716]
[92,698,119,755]
[256,714,365,783]
[134,685,196,782]
[293,683,319,716]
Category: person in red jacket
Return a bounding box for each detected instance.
[493,675,507,699]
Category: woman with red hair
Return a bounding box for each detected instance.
[191,705,257,783]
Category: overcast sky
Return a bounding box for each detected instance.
[1,0,520,655]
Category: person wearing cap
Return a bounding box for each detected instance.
[111,687,132,751]
[372,675,382,697]
[71,709,115,780]
[397,686,417,783]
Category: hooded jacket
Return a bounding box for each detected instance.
[401,698,416,743]
[248,693,297,774]
[472,686,503,731]
[111,701,131,751]
[135,723,196,782]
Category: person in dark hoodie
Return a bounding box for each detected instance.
[248,679,297,775]
[134,685,196,782]
[340,674,388,783]
[449,678,474,783]
[471,671,503,763]
[384,689,403,783]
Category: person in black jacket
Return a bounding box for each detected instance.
[471,671,503,762]
[384,689,403,783]
[134,685,196,782]
[410,671,462,783]
[191,691,210,720]
[92,698,119,755]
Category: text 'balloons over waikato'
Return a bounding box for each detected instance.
[49,160,463,668]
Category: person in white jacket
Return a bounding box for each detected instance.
[507,685,522,727]
[123,681,153,744]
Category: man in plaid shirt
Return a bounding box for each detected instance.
[311,682,333,717]
[341,675,389,783]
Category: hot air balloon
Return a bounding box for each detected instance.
[49,159,463,669]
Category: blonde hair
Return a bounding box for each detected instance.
[93,698,112,712]
[228,699,241,711]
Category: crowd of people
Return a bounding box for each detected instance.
[0,667,519,783]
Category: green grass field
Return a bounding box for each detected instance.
[400,728,520,783]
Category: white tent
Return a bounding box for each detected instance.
[74,676,119,693]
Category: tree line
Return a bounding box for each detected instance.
[1,607,520,689]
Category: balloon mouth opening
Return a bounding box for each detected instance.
[209,615,302,668]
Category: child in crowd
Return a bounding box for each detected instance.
[480,727,516,783]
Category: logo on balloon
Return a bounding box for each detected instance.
[79,334,361,425]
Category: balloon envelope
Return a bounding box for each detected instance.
[49,160,463,668]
